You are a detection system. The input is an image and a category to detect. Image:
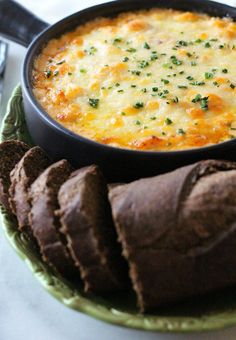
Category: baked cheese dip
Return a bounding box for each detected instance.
[33,9,236,151]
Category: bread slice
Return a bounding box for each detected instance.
[57,165,128,294]
[109,160,236,312]
[0,140,30,211]
[29,160,79,280]
[9,146,51,236]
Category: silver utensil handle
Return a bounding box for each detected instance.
[0,40,8,122]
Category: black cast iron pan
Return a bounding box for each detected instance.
[0,0,236,181]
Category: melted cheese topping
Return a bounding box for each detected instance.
[33,9,236,151]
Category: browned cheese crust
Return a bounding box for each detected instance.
[29,159,79,280]
[9,146,51,235]
[109,160,236,312]
[58,165,128,294]
[0,140,30,211]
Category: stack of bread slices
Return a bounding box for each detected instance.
[2,140,236,313]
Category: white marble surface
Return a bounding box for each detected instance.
[1,1,236,339]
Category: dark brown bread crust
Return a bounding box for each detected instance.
[57,165,128,294]
[9,146,51,235]
[109,160,236,312]
[29,160,79,280]
[0,140,30,211]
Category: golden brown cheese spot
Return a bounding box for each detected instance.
[187,107,205,119]
[127,19,148,31]
[130,136,164,150]
[33,8,236,151]
[176,12,200,22]
[208,94,225,113]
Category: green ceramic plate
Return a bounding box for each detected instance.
[2,85,236,333]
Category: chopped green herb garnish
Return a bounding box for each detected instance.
[135,120,141,125]
[150,116,156,120]
[177,40,188,47]
[152,87,158,92]
[133,102,144,109]
[172,96,179,103]
[222,68,228,73]
[131,70,141,76]
[205,42,211,48]
[45,70,52,78]
[123,56,129,62]
[192,94,208,110]
[141,88,147,93]
[192,94,202,103]
[121,112,126,116]
[205,72,214,79]
[179,70,185,75]
[88,98,99,108]
[131,84,137,88]
[150,54,158,61]
[178,128,185,135]
[170,55,183,66]
[68,72,72,76]
[146,73,152,76]
[80,68,87,73]
[190,81,205,86]
[143,42,151,49]
[85,46,97,55]
[113,37,122,44]
[53,70,59,76]
[186,76,194,81]
[161,79,170,84]
[191,61,197,66]
[165,118,173,125]
[118,89,124,93]
[200,96,209,110]
[139,60,150,68]
[230,83,235,89]
[126,48,137,53]
[195,38,202,43]
[178,85,188,89]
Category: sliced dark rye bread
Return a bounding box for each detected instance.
[109,160,236,312]
[9,146,51,236]
[0,140,30,211]
[57,165,128,294]
[29,160,80,280]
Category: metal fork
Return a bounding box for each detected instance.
[0,40,8,121]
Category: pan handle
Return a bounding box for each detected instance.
[0,0,49,47]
